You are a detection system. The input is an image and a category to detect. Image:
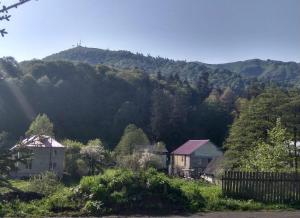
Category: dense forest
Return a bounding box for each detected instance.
[0,56,238,151]
[45,46,300,86]
[2,47,300,216]
[1,47,300,164]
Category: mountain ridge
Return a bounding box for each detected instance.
[44,46,300,86]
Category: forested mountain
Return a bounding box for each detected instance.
[1,47,299,154]
[0,57,234,151]
[210,59,300,85]
[44,46,300,86]
[44,46,250,92]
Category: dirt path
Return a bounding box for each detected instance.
[105,211,300,218]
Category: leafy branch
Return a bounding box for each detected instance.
[0,0,33,37]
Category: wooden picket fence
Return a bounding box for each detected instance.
[222,171,300,203]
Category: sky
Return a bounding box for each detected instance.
[0,0,299,64]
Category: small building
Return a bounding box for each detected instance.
[170,140,222,178]
[10,135,65,178]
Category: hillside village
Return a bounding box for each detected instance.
[1,0,300,217]
[1,50,300,216]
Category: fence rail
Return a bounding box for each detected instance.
[222,171,300,203]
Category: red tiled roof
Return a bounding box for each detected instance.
[171,140,209,155]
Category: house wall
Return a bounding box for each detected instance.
[190,142,222,170]
[12,147,65,178]
[173,155,190,169]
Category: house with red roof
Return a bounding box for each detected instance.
[169,140,222,178]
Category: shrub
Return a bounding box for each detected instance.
[77,168,204,214]
[46,188,78,213]
[27,171,64,196]
[0,199,49,217]
[83,200,105,216]
[79,174,101,193]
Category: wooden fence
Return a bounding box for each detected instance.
[222,171,300,203]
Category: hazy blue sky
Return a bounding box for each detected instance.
[0,0,299,63]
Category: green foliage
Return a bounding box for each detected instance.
[1,175,297,217]
[63,138,111,178]
[80,138,106,175]
[224,88,289,169]
[0,199,50,217]
[44,47,300,88]
[114,124,150,155]
[26,114,54,137]
[63,139,85,178]
[45,188,78,213]
[77,168,196,213]
[241,119,291,172]
[0,58,233,150]
[116,153,140,171]
[215,59,300,86]
[27,171,64,196]
[83,200,105,216]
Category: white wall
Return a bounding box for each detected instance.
[13,147,65,178]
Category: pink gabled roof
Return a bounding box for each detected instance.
[171,140,209,155]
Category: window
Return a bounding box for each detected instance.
[52,162,57,169]
[26,159,32,169]
[54,150,57,155]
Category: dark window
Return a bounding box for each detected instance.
[26,160,32,169]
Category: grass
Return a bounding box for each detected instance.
[1,175,299,217]
[0,180,29,194]
[198,183,292,211]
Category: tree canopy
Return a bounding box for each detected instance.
[26,114,54,137]
[114,124,150,155]
[241,118,291,172]
[0,59,234,151]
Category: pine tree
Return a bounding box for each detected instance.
[279,93,300,172]
[224,88,288,169]
[114,124,150,155]
[26,114,54,137]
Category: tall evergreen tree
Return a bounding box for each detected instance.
[114,124,150,155]
[279,93,300,172]
[26,114,54,137]
[224,88,288,169]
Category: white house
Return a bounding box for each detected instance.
[10,135,65,178]
[170,140,223,178]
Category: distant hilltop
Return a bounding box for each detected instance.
[44,46,300,86]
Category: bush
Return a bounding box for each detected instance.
[78,168,204,214]
[27,171,64,196]
[79,174,101,193]
[0,199,49,217]
[46,188,78,213]
[83,200,106,216]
